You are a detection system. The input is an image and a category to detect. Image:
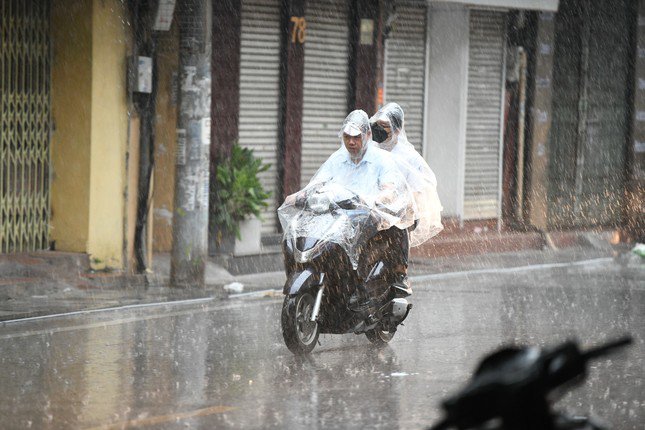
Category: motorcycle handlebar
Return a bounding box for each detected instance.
[294,191,367,212]
[582,335,632,361]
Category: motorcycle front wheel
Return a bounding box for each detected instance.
[281,292,320,354]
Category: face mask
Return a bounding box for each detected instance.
[371,123,389,144]
[371,122,397,150]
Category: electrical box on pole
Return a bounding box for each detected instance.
[171,0,212,287]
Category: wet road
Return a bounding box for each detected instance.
[0,255,643,429]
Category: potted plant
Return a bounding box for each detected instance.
[211,143,271,256]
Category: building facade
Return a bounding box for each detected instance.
[2,0,642,269]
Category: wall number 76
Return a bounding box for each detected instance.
[290,16,306,44]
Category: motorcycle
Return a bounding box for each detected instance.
[428,335,633,430]
[278,183,414,354]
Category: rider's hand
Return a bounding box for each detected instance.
[284,194,296,205]
[285,191,307,208]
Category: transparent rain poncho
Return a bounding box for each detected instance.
[369,103,443,247]
[278,110,417,268]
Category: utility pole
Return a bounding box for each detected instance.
[171,0,212,287]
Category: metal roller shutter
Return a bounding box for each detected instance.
[1,1,51,252]
[300,0,350,185]
[384,0,427,154]
[578,0,630,225]
[238,0,281,233]
[463,9,506,220]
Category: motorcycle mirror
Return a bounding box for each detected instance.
[371,122,388,143]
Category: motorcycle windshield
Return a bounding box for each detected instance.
[278,145,418,269]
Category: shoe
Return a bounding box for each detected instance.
[396,274,410,288]
[391,275,412,297]
[390,284,412,298]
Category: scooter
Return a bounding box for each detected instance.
[429,336,633,430]
[279,184,413,354]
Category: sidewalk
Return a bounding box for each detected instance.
[0,229,637,322]
[0,250,287,322]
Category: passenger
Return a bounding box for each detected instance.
[369,102,444,289]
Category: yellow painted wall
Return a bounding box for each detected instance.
[51,0,132,269]
[51,0,92,252]
[152,23,180,252]
[87,0,130,269]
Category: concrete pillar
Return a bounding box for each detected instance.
[425,4,469,217]
[51,0,131,270]
[211,0,241,162]
[349,0,381,114]
[279,0,306,200]
[209,0,242,252]
[524,12,555,230]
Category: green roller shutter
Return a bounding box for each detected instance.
[549,0,632,227]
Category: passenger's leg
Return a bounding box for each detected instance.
[386,227,411,291]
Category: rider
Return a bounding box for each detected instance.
[288,110,411,214]
[369,103,444,288]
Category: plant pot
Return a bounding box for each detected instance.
[234,218,262,256]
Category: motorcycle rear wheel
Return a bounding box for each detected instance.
[281,292,320,354]
[365,327,395,346]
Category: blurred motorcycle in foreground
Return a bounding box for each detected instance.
[429,336,633,430]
